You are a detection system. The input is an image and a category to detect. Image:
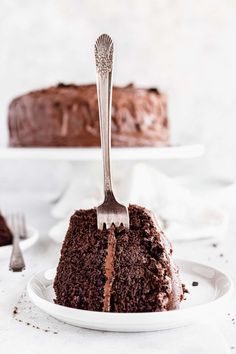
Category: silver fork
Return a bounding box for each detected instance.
[95,33,129,230]
[8,214,26,272]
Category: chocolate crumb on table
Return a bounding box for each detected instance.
[14,317,59,334]
[212,243,218,248]
[13,306,18,315]
[192,281,199,287]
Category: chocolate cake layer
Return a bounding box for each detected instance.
[8,83,169,147]
[53,209,108,311]
[110,206,183,312]
[54,205,184,312]
[0,213,13,247]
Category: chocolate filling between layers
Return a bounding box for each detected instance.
[103,228,117,312]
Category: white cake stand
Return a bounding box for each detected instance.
[0,144,204,161]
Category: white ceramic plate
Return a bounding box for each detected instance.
[0,144,204,161]
[0,226,39,259]
[27,259,233,332]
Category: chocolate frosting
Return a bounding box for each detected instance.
[8,83,169,147]
[150,212,184,310]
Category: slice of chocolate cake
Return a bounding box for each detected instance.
[54,205,184,312]
[0,213,13,247]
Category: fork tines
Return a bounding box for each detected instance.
[8,214,27,239]
[97,194,130,230]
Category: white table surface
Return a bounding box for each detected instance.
[0,190,236,354]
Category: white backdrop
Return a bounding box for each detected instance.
[0,0,236,176]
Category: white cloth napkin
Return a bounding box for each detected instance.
[50,163,228,243]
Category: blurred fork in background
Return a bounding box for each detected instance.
[8,214,26,272]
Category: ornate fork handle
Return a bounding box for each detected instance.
[9,227,25,272]
[95,34,129,230]
[95,34,114,199]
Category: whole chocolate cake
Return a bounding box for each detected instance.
[0,213,13,247]
[8,83,169,147]
[54,205,184,312]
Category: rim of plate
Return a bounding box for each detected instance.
[27,259,233,318]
